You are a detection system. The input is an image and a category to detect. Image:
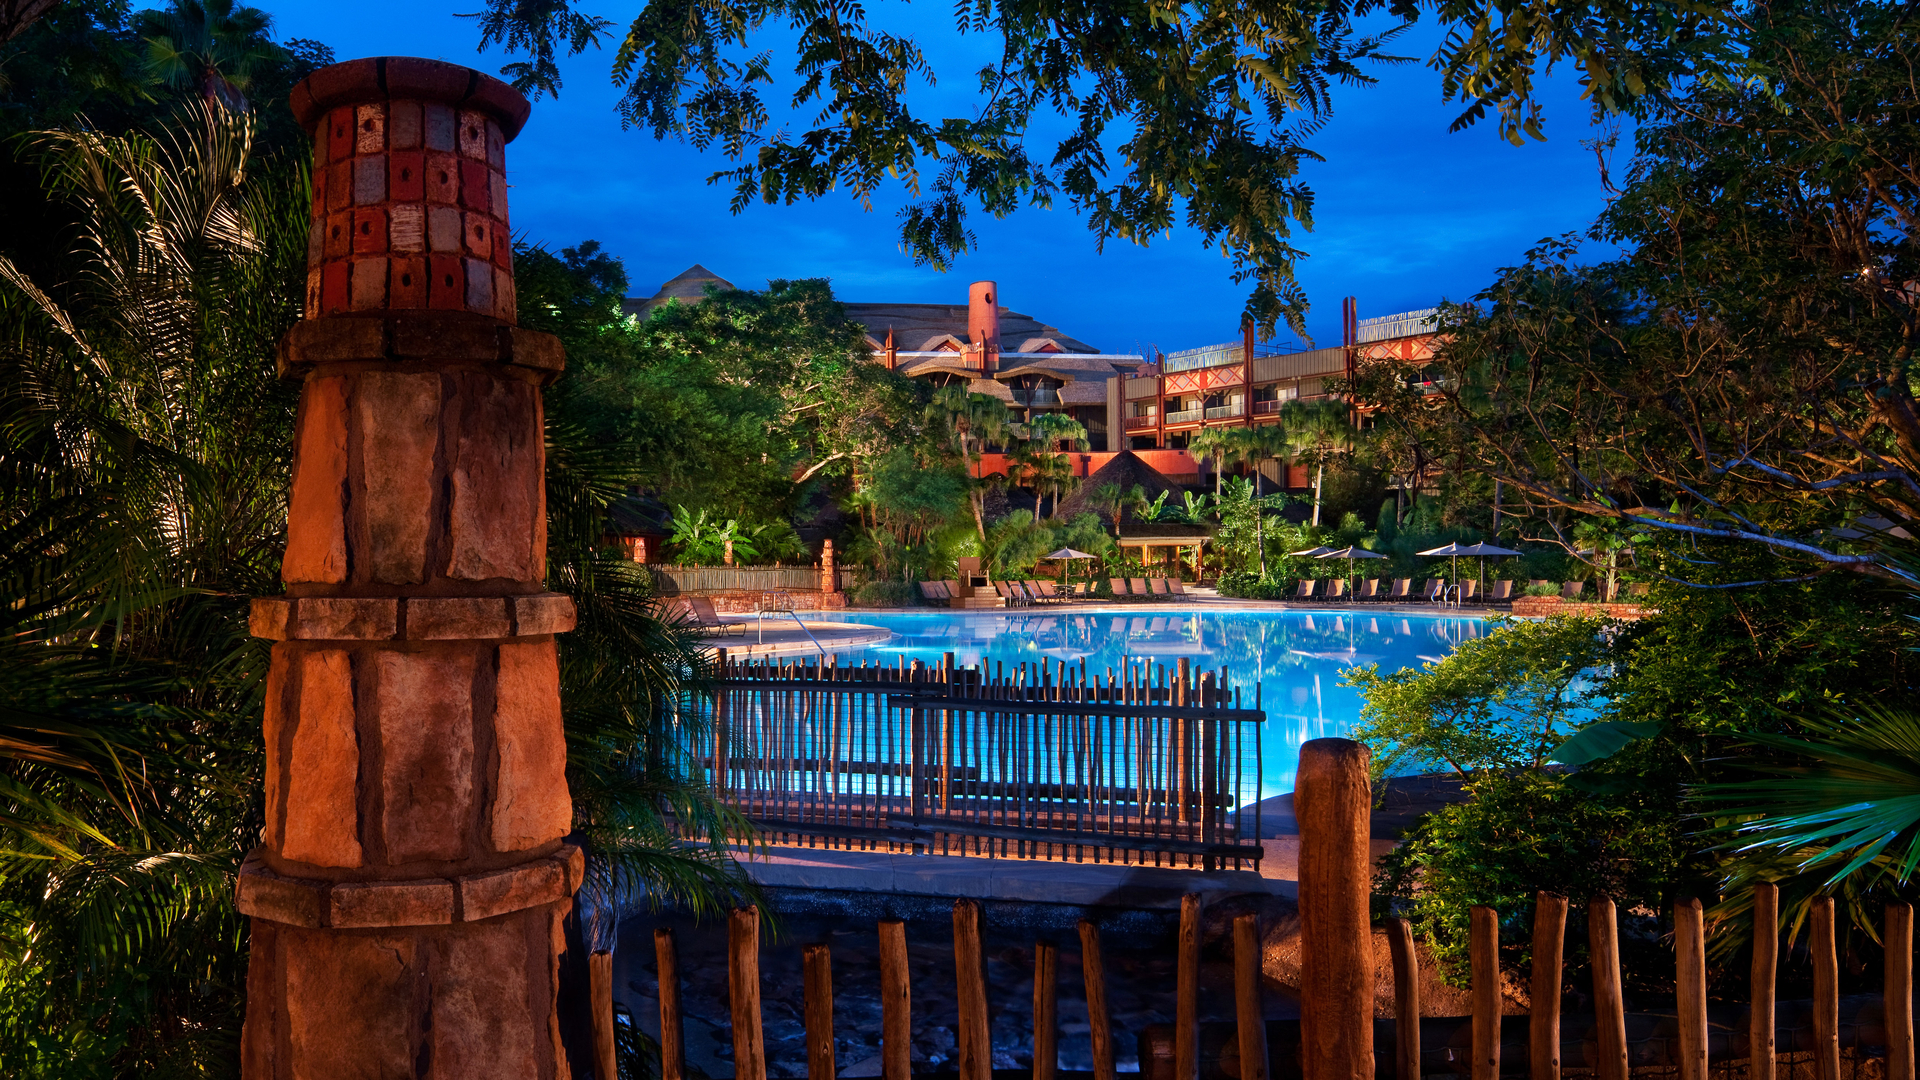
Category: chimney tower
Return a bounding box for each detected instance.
[968,280,1000,371]
[238,57,579,1078]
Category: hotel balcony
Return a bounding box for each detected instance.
[1123,415,1156,431]
[1252,399,1283,415]
[1204,404,1243,420]
[1164,408,1204,426]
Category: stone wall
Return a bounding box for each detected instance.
[1509,597,1653,620]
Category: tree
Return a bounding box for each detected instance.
[928,384,1014,540]
[1017,411,1087,513]
[1280,398,1353,526]
[1190,425,1237,500]
[136,0,278,112]
[465,0,1737,336]
[1348,0,1920,576]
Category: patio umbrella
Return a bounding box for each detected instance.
[1416,541,1474,585]
[1317,545,1388,593]
[1455,541,1523,593]
[1044,547,1098,585]
[1291,545,1334,556]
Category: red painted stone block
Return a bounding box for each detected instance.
[283,376,349,583]
[424,151,458,204]
[352,156,386,205]
[353,371,440,584]
[283,927,417,1077]
[457,109,489,160]
[311,164,327,215]
[489,170,509,223]
[428,918,542,1077]
[495,267,517,322]
[490,640,571,851]
[281,648,362,867]
[351,207,388,254]
[429,254,465,309]
[305,267,322,315]
[389,255,427,308]
[423,101,457,152]
[427,205,461,252]
[326,105,355,163]
[389,149,424,201]
[486,120,506,170]
[459,159,490,212]
[463,257,494,314]
[373,649,475,863]
[463,212,491,258]
[262,654,290,849]
[492,219,512,268]
[320,260,350,316]
[323,211,351,259]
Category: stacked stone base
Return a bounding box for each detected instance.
[1509,598,1652,620]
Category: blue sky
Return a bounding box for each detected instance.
[266,2,1623,354]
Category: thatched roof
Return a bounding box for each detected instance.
[1055,451,1180,524]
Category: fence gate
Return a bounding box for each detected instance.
[706,654,1264,869]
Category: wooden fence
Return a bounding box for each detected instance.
[704,653,1265,869]
[649,566,854,594]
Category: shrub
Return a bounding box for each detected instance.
[1523,582,1560,597]
[1216,570,1289,600]
[852,580,918,607]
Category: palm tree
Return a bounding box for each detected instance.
[1189,425,1235,499]
[1247,422,1292,495]
[1021,412,1087,513]
[928,384,1014,540]
[137,0,278,112]
[1281,399,1353,527]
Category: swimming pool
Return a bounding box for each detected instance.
[825,607,1490,795]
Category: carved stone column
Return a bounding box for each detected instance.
[238,57,579,1078]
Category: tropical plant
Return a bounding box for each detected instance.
[136,0,277,111]
[667,505,757,565]
[928,385,1014,540]
[1280,398,1353,527]
[1189,425,1237,500]
[1161,490,1215,526]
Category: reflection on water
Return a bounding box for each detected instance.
[826,608,1488,795]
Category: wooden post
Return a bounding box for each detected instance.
[1386,917,1421,1080]
[1297,738,1376,1080]
[1589,898,1628,1080]
[730,907,767,1080]
[1889,903,1915,1080]
[1234,913,1270,1080]
[1530,894,1568,1080]
[591,950,618,1080]
[1676,898,1708,1080]
[1471,905,1500,1080]
[1752,883,1778,1080]
[879,919,912,1080]
[954,899,992,1080]
[656,928,686,1080]
[805,943,836,1080]
[1080,920,1116,1080]
[1812,896,1841,1080]
[1176,893,1202,1080]
[1033,942,1059,1080]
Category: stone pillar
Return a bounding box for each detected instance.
[237,57,580,1080]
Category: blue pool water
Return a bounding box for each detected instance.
[823,607,1490,797]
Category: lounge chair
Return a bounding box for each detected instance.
[1037,580,1063,603]
[681,596,746,637]
[993,580,1013,600]
[1294,579,1317,600]
[1109,577,1132,600]
[1561,581,1587,600]
[1459,580,1479,604]
[1129,578,1151,600]
[1386,578,1411,601]
[1149,577,1173,600]
[1167,579,1188,597]
[917,581,945,601]
[1421,579,1447,602]
[1354,579,1379,601]
[944,580,964,599]
[1488,580,1514,602]
[1324,578,1348,601]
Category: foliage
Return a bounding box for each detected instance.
[1376,769,1698,987]
[667,505,756,566]
[467,0,1736,336]
[851,579,919,607]
[1347,0,1920,575]
[1347,615,1609,780]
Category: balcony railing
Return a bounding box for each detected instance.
[1164,408,1204,425]
[1204,404,1243,420]
[1123,415,1156,430]
[1252,399,1283,415]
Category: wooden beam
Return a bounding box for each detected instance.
[879,919,911,1080]
[1890,902,1914,1080]
[805,943,836,1080]
[1470,905,1500,1080]
[1176,893,1202,1080]
[1386,917,1421,1080]
[591,950,617,1080]
[1589,898,1628,1080]
[729,907,767,1080]
[1297,738,1376,1080]
[954,900,992,1080]
[1530,894,1567,1080]
[1234,913,1270,1080]
[656,928,686,1080]
[1751,884,1778,1080]
[1033,941,1059,1080]
[1675,897,1708,1080]
[1812,896,1841,1080]
[1080,920,1116,1080]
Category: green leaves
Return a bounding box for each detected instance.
[1550,717,1663,765]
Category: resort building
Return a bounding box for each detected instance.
[627,267,1147,450]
